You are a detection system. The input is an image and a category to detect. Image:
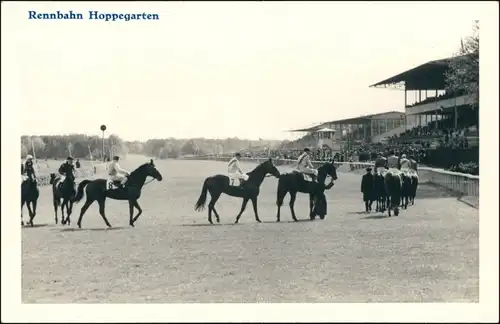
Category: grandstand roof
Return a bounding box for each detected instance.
[370,55,470,91]
[289,111,405,132]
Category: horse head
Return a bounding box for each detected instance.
[319,161,338,181]
[49,173,57,185]
[263,158,280,178]
[129,160,163,184]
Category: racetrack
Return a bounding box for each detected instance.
[22,156,479,303]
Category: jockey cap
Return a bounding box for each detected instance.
[366,167,372,172]
[401,154,407,158]
[113,156,120,161]
[303,148,310,152]
[235,153,241,157]
[67,156,74,161]
[26,154,33,160]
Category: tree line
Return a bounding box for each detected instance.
[21,134,283,160]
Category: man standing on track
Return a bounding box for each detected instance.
[227,153,249,186]
[361,167,375,212]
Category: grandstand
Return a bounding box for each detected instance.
[369,54,479,171]
[289,111,406,148]
[370,55,479,149]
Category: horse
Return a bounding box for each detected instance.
[374,171,388,212]
[400,172,413,209]
[21,178,40,226]
[384,171,402,217]
[275,161,338,222]
[194,158,281,224]
[409,172,419,205]
[71,159,163,228]
[49,173,76,225]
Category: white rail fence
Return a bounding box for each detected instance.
[31,162,109,186]
[188,156,479,198]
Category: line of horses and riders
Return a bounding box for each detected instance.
[20,147,419,228]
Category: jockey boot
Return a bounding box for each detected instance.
[311,174,318,183]
[364,201,369,212]
[239,179,246,187]
[120,178,128,188]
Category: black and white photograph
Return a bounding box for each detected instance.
[2,1,498,322]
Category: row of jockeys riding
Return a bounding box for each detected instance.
[21,146,417,228]
[360,151,419,217]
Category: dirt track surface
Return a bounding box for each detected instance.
[22,157,479,303]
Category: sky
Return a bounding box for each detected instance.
[3,1,486,141]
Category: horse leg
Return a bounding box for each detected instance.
[289,192,298,222]
[276,189,287,223]
[53,198,60,224]
[65,199,73,225]
[61,200,67,225]
[128,201,135,227]
[21,199,26,226]
[309,193,316,220]
[208,191,222,224]
[234,198,249,224]
[97,199,112,228]
[77,199,94,229]
[29,200,38,226]
[131,200,143,225]
[26,201,34,227]
[250,197,261,223]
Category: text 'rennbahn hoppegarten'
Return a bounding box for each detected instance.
[28,10,160,22]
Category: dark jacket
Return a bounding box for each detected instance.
[23,161,36,179]
[361,173,375,201]
[58,162,75,179]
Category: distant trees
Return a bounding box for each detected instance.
[445,20,479,107]
[20,134,283,160]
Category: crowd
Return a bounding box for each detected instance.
[405,90,466,108]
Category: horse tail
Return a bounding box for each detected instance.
[194,178,210,211]
[72,180,91,203]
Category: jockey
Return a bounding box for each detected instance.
[22,154,37,182]
[297,148,318,182]
[228,153,249,186]
[386,150,401,177]
[108,155,130,187]
[58,156,76,183]
[399,154,411,175]
[409,156,418,172]
[374,152,387,176]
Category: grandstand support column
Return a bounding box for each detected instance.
[419,90,421,102]
[454,106,458,128]
[404,88,407,107]
[435,110,438,130]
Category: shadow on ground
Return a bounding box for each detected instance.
[57,227,128,232]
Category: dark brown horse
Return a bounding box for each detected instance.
[194,158,281,224]
[71,159,163,228]
[21,178,39,226]
[276,161,338,222]
[49,173,76,225]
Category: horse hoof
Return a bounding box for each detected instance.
[77,223,82,229]
[129,222,135,227]
[21,221,24,226]
[216,219,220,223]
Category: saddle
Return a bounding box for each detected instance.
[293,171,315,183]
[106,179,125,191]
